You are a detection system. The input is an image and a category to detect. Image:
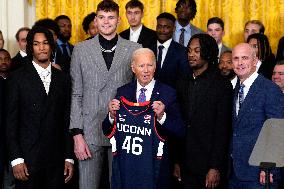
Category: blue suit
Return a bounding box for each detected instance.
[150,40,190,89]
[230,75,284,186]
[102,80,185,189]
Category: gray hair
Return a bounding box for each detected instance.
[131,48,156,65]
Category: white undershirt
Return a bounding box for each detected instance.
[129,24,143,43]
[236,71,259,114]
[157,39,172,68]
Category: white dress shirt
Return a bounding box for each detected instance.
[157,39,172,68]
[19,50,27,57]
[11,62,74,167]
[218,43,223,58]
[231,76,238,89]
[109,79,166,124]
[129,24,143,43]
[236,71,259,115]
[256,60,262,72]
[32,61,52,94]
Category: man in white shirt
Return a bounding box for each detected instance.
[11,27,30,71]
[206,17,230,58]
[150,12,189,89]
[119,0,156,48]
[229,43,284,189]
[6,26,74,189]
[103,48,185,189]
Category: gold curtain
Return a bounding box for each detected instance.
[36,0,284,53]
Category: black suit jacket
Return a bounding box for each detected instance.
[11,52,29,72]
[120,25,156,48]
[276,36,284,61]
[150,40,190,89]
[258,55,276,80]
[0,78,6,174]
[55,42,74,74]
[6,62,73,167]
[176,66,233,176]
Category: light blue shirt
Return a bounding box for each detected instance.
[173,21,191,47]
[57,39,71,56]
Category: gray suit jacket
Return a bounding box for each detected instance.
[70,35,141,146]
[191,24,203,36]
[220,44,231,54]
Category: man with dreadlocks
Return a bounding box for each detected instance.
[175,33,233,189]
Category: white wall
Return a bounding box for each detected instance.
[0,0,36,57]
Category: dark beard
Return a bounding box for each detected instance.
[222,70,236,80]
[58,33,71,42]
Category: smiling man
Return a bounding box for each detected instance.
[70,1,141,188]
[103,48,185,189]
[6,26,73,189]
[272,61,284,93]
[120,0,156,48]
[150,12,189,89]
[229,43,284,189]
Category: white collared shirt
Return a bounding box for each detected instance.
[19,50,27,57]
[173,21,191,47]
[157,39,172,68]
[256,60,262,72]
[129,24,143,43]
[236,71,259,114]
[231,76,238,89]
[32,61,52,94]
[218,43,223,58]
[109,79,166,124]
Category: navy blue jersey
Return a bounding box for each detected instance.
[107,96,165,189]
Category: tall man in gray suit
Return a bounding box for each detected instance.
[69,1,141,189]
[173,0,203,47]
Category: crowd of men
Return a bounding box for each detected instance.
[1,0,284,189]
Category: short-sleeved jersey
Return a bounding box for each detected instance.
[107,96,165,189]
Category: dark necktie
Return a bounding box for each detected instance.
[157,45,164,70]
[138,88,147,102]
[179,28,185,46]
[61,44,69,57]
[238,83,245,111]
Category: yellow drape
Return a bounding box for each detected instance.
[35,0,284,53]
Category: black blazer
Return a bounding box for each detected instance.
[6,62,73,167]
[120,25,156,48]
[0,78,6,174]
[11,52,29,72]
[150,40,190,89]
[55,42,74,74]
[176,66,233,176]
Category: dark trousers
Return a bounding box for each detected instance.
[15,164,64,189]
[182,172,227,189]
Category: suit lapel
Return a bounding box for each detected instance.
[26,62,47,97]
[92,36,109,75]
[150,81,161,102]
[161,41,174,71]
[137,25,146,44]
[108,37,129,76]
[235,76,261,124]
